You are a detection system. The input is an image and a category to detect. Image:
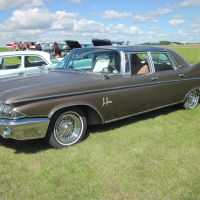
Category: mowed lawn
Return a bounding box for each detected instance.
[0,46,200,200]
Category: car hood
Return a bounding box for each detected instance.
[92,39,112,46]
[0,71,106,104]
[65,40,82,49]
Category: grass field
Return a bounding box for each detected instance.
[0,46,200,200]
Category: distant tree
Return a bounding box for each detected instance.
[159,41,170,45]
[140,42,158,45]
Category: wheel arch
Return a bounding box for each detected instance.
[49,104,103,125]
[181,87,200,103]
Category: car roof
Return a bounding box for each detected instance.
[0,50,51,56]
[71,45,169,53]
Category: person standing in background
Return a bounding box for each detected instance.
[35,42,42,51]
[126,41,130,45]
[18,41,23,50]
[26,42,30,50]
[51,42,60,57]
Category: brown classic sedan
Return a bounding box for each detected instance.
[0,45,200,148]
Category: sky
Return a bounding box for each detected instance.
[0,0,200,46]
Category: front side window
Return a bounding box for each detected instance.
[151,53,174,72]
[55,49,121,74]
[24,56,47,68]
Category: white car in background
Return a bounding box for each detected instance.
[0,51,60,79]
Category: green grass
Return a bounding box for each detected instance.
[168,46,200,64]
[0,46,200,199]
[0,106,200,199]
[0,47,9,52]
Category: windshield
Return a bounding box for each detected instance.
[55,49,121,74]
[50,55,60,64]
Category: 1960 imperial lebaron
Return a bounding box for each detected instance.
[0,45,200,148]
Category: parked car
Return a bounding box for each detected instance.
[42,43,71,57]
[6,42,19,51]
[0,45,200,148]
[41,42,54,53]
[59,43,71,57]
[92,38,122,46]
[60,40,83,57]
[0,51,60,78]
[29,42,36,50]
[60,40,93,57]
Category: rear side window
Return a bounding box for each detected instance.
[151,53,174,72]
[125,53,150,75]
[0,56,22,70]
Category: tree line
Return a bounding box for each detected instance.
[140,41,200,45]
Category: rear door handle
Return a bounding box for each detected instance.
[179,74,184,77]
[151,76,158,81]
[18,72,24,76]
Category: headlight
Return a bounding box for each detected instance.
[0,103,25,119]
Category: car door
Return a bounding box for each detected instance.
[24,55,49,75]
[116,53,160,118]
[0,55,25,78]
[151,52,187,106]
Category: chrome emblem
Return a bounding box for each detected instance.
[102,97,112,107]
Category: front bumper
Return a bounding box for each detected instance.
[0,117,50,140]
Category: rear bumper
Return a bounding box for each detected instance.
[0,118,50,140]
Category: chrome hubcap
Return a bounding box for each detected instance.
[54,112,83,145]
[186,90,199,108]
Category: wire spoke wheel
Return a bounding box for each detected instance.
[183,89,199,109]
[54,112,83,145]
[45,107,87,148]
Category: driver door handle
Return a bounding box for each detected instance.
[151,76,158,81]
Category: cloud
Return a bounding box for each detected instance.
[68,0,81,5]
[177,30,187,36]
[73,19,105,32]
[132,15,158,23]
[172,14,183,19]
[51,11,79,30]
[191,15,200,22]
[0,0,44,10]
[147,8,173,16]
[0,8,53,31]
[168,19,186,26]
[57,21,142,43]
[178,0,200,7]
[0,8,81,32]
[101,10,132,20]
[150,27,161,30]
[188,24,200,28]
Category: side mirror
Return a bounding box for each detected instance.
[101,67,109,79]
[38,64,46,73]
